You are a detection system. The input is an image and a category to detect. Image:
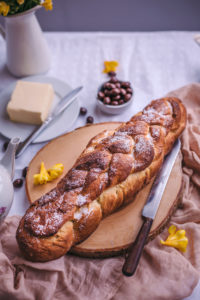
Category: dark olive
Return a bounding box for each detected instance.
[121,81,131,88]
[124,94,132,102]
[119,100,124,105]
[80,107,87,115]
[86,116,94,124]
[112,95,121,101]
[108,71,116,77]
[111,88,120,96]
[13,178,23,188]
[104,83,111,89]
[104,89,111,96]
[22,166,28,178]
[120,88,126,96]
[104,83,115,90]
[111,101,119,106]
[127,88,133,94]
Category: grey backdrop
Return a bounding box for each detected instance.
[0,0,200,31]
[35,0,200,31]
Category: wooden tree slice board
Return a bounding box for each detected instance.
[26,122,182,258]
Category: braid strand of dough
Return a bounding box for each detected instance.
[16,97,186,261]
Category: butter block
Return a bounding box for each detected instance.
[7,81,54,125]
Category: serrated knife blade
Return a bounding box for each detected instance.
[122,138,181,277]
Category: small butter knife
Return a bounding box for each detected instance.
[15,86,83,158]
[122,139,181,276]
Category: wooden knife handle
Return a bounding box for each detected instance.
[122,217,153,276]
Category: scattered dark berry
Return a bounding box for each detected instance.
[108,71,116,77]
[80,107,87,115]
[13,178,23,188]
[86,116,94,124]
[22,167,28,178]
[3,141,9,152]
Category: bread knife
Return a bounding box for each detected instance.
[15,86,83,158]
[122,139,181,276]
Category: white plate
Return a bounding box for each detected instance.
[0,75,79,143]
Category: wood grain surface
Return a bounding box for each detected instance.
[26,122,182,258]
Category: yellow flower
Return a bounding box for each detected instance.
[0,1,10,16]
[160,225,188,252]
[34,162,64,185]
[42,0,53,11]
[103,61,119,73]
[47,163,64,180]
[34,162,50,185]
[17,0,24,5]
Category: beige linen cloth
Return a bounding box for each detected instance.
[0,83,200,300]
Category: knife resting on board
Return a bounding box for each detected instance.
[122,139,181,277]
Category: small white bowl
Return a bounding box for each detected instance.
[97,94,134,115]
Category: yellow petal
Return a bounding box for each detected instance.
[47,163,64,180]
[42,0,53,11]
[168,225,177,235]
[161,237,188,252]
[34,173,48,185]
[34,162,64,185]
[33,162,50,185]
[17,0,24,4]
[0,2,10,16]
[160,225,188,252]
[169,230,186,241]
[103,61,119,73]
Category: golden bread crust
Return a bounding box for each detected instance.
[16,97,187,261]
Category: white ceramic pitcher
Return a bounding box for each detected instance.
[0,137,20,225]
[0,6,51,77]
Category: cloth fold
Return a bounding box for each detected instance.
[0,217,124,300]
[0,83,200,300]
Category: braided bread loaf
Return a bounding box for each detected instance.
[16,97,186,262]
